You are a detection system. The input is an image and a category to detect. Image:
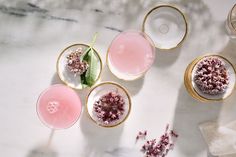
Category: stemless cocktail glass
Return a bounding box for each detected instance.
[226,4,236,38]
[142,4,188,49]
[184,54,236,102]
[107,30,156,81]
[86,82,131,127]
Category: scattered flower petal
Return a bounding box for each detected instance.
[136,131,147,142]
[139,125,178,157]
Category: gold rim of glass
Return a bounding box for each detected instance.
[56,43,103,90]
[229,4,236,31]
[85,81,132,128]
[184,54,236,102]
[106,30,156,81]
[142,4,188,50]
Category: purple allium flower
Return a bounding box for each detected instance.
[93,91,125,124]
[66,48,89,76]
[136,131,147,142]
[140,125,178,157]
[194,56,229,95]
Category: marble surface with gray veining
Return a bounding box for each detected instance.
[0,0,236,157]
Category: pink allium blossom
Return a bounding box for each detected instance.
[194,56,229,95]
[93,91,125,125]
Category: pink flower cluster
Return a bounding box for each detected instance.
[194,56,230,95]
[136,130,147,141]
[93,91,125,125]
[66,48,89,76]
[137,125,178,157]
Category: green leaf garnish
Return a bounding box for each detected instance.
[80,33,100,87]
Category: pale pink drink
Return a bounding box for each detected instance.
[107,30,156,80]
[37,84,82,129]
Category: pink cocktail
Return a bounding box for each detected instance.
[37,84,82,129]
[107,30,156,80]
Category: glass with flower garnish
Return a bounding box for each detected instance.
[184,54,236,102]
[57,34,102,89]
[142,4,188,49]
[86,82,131,127]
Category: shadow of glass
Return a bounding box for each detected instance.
[101,65,144,96]
[154,46,182,68]
[50,72,90,106]
[219,38,236,63]
[173,84,222,156]
[218,39,236,126]
[27,145,57,157]
[178,0,212,33]
[176,0,221,53]
[50,73,62,85]
[79,109,124,157]
[103,147,142,157]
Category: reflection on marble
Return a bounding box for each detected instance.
[0,0,236,157]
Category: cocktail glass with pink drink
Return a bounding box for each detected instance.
[107,30,156,81]
[36,84,82,146]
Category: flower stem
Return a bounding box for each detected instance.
[89,32,98,49]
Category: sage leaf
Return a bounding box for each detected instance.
[80,33,100,87]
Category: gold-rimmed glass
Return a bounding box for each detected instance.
[142,4,188,50]
[184,54,236,102]
[86,82,131,128]
[56,44,102,90]
[106,30,156,81]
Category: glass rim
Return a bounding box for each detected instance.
[142,4,188,50]
[36,84,82,130]
[85,81,132,128]
[106,30,156,81]
[56,43,103,90]
[229,4,236,31]
[184,54,236,102]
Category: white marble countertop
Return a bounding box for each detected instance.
[0,0,236,157]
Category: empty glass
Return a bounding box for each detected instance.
[226,4,236,38]
[142,5,188,49]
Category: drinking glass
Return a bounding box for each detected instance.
[86,82,131,127]
[226,4,236,38]
[184,54,236,102]
[142,4,188,50]
[107,30,156,81]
